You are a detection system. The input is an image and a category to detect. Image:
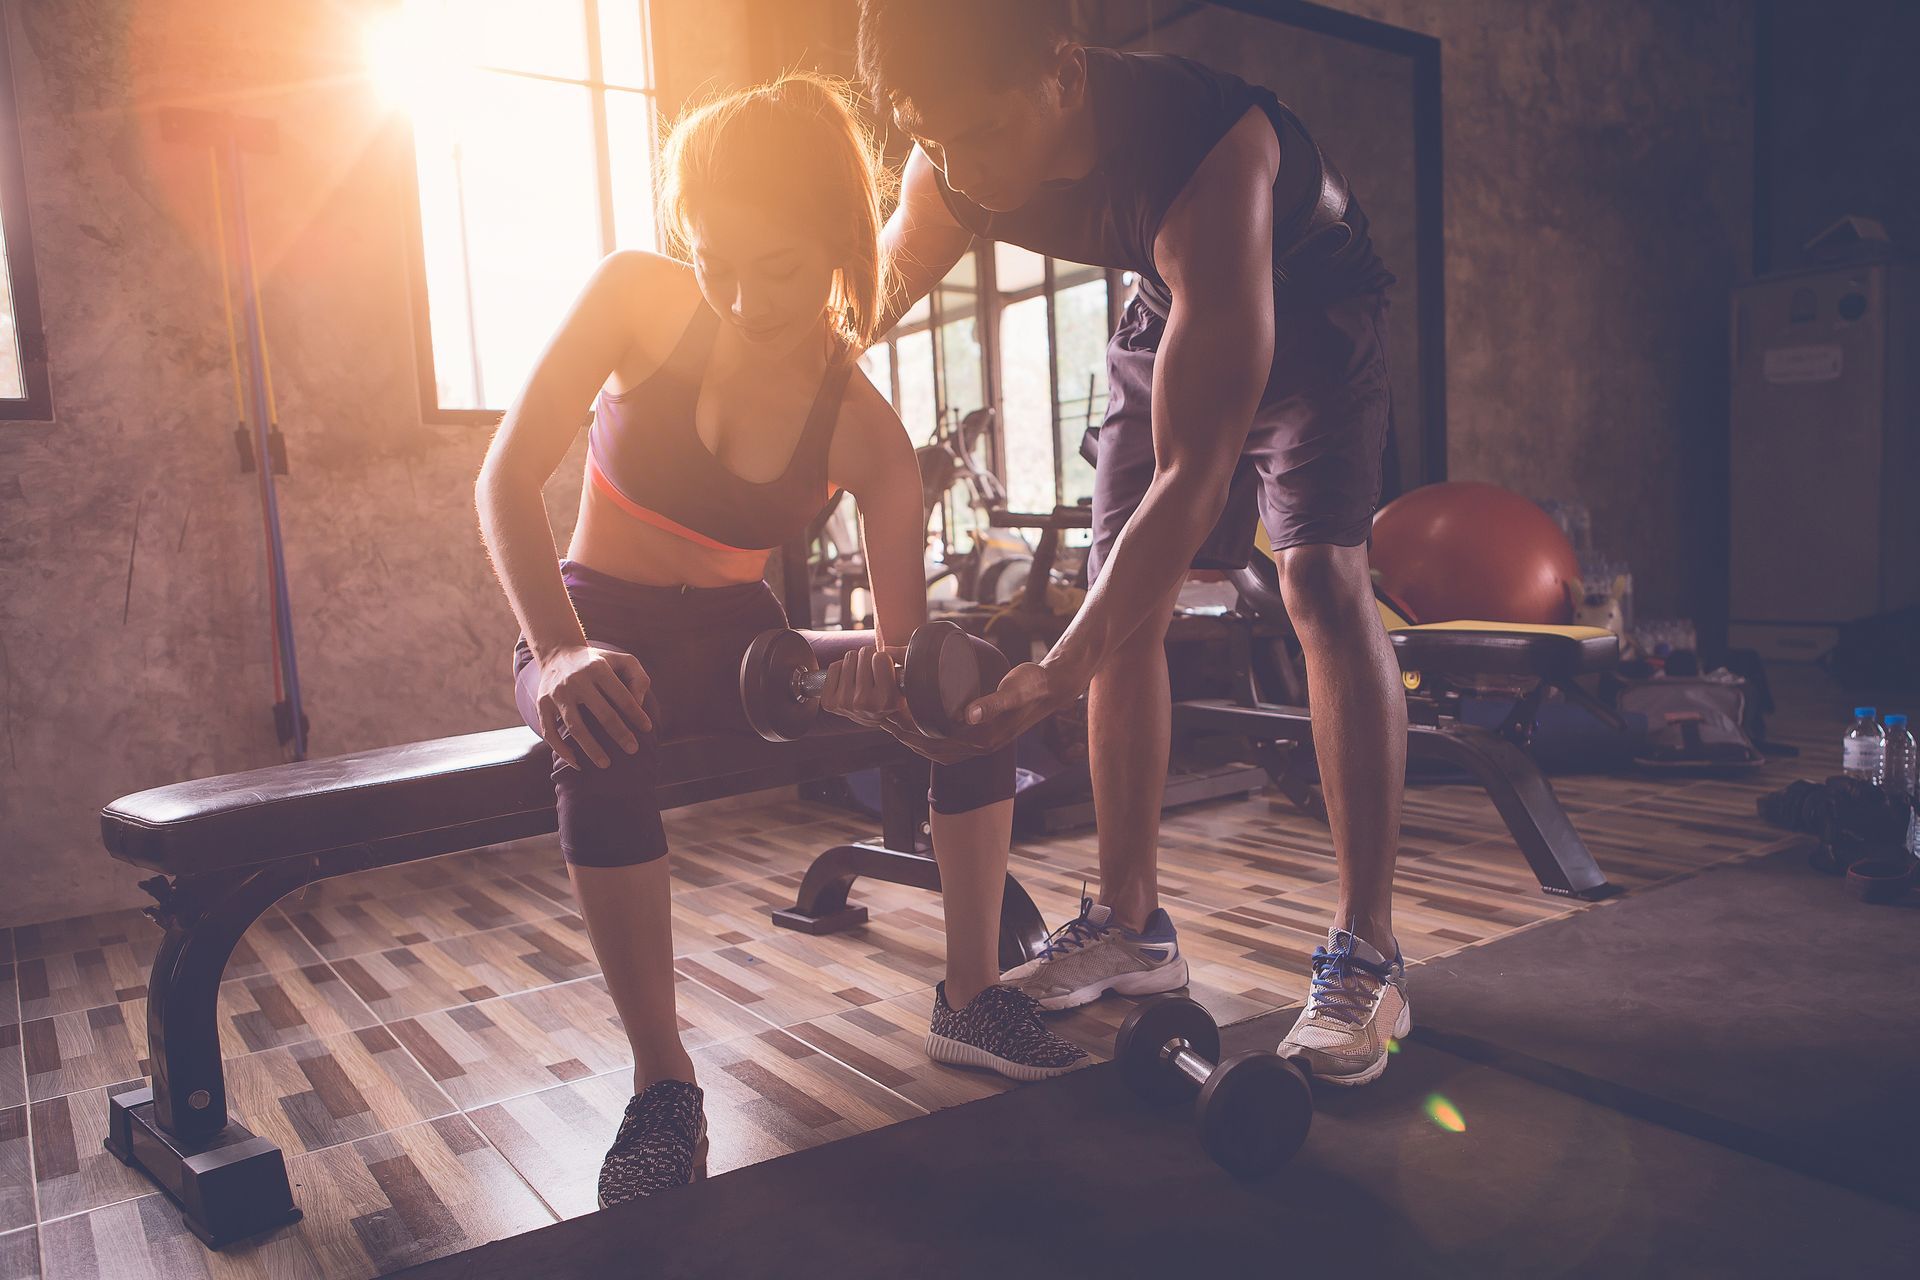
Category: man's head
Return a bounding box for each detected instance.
[857,0,1083,211]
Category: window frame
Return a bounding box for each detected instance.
[0,15,53,422]
[875,243,1123,515]
[400,0,660,425]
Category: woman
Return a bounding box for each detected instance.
[475,74,1084,1208]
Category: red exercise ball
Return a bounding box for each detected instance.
[1370,481,1579,625]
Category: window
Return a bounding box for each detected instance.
[376,1,658,421]
[0,16,51,421]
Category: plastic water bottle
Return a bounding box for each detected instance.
[1883,714,1917,802]
[1842,707,1884,784]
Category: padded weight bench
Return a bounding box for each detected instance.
[97,718,1048,1248]
[1176,554,1624,900]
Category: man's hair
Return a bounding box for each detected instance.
[856,0,1074,110]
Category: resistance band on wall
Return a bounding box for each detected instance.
[166,107,309,760]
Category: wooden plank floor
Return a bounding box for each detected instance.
[0,667,1873,1277]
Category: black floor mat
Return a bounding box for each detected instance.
[397,1013,1917,1278]
[1412,843,1920,1210]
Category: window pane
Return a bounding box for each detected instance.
[1052,272,1109,505]
[857,341,893,408]
[464,0,588,80]
[597,0,650,90]
[937,318,983,425]
[895,329,936,444]
[606,87,657,251]
[994,241,1045,293]
[999,295,1052,513]
[414,72,601,410]
[0,213,20,399]
[898,294,929,328]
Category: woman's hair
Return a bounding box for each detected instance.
[658,72,895,351]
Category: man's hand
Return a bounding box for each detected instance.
[954,658,1092,752]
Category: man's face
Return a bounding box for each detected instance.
[894,54,1080,211]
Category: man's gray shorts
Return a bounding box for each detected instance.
[1082,290,1393,583]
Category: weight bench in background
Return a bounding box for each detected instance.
[97,720,1049,1248]
[1176,554,1624,900]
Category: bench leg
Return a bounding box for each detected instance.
[776,761,1050,969]
[104,865,311,1247]
[771,842,1050,972]
[1408,722,1619,900]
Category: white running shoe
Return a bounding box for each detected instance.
[1276,927,1410,1087]
[1000,898,1190,1012]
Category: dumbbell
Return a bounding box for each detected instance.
[738,620,986,743]
[1114,995,1313,1177]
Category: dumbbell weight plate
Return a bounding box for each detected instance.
[1115,996,1221,1107]
[740,629,821,743]
[1194,1052,1313,1177]
[902,620,982,739]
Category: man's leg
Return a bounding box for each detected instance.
[1277,542,1404,952]
[1087,581,1185,932]
[1273,540,1411,1085]
[999,580,1191,1010]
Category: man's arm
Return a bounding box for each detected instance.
[963,110,1279,736]
[875,145,976,338]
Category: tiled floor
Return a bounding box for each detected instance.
[0,667,1861,1277]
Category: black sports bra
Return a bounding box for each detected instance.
[586,303,852,553]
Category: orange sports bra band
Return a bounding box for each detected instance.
[587,454,836,554]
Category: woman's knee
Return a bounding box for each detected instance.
[553,728,670,867]
[930,742,1017,816]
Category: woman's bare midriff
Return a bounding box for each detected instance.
[566,468,775,589]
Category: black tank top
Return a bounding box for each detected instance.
[586,303,852,553]
[936,48,1395,314]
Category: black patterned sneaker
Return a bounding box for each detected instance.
[596,1079,708,1209]
[925,982,1091,1082]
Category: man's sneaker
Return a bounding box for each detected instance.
[925,982,1090,1081]
[1276,928,1410,1087]
[1000,898,1189,1011]
[597,1079,708,1208]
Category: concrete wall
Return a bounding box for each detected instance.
[0,0,752,926]
[1299,0,1752,628]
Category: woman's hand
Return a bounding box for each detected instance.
[533,644,652,769]
[817,647,905,728]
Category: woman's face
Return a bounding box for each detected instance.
[686,197,839,357]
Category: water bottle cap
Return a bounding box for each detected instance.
[1854,707,1877,719]
[1888,714,1909,727]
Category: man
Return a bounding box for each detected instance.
[859,0,1409,1085]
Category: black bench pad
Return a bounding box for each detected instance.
[1390,624,1618,679]
[102,722,910,877]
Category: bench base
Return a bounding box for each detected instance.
[770,903,870,934]
[104,1085,302,1249]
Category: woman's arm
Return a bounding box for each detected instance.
[818,382,990,760]
[476,250,662,765]
[835,382,929,651]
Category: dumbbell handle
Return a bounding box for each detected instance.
[1162,1038,1213,1089]
[788,648,909,703]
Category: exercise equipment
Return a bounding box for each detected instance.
[162,107,308,759]
[1370,481,1580,626]
[1177,549,1623,899]
[1115,996,1313,1177]
[739,621,985,742]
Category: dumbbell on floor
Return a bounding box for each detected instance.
[738,620,986,743]
[1115,995,1313,1177]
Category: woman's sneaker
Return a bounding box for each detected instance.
[597,1079,708,1209]
[1276,928,1410,1087]
[926,982,1091,1081]
[1000,898,1189,1011]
